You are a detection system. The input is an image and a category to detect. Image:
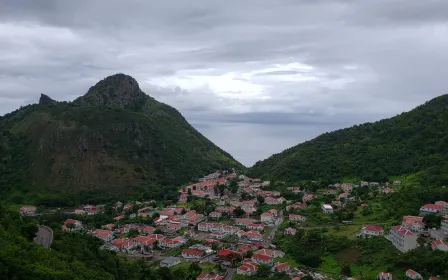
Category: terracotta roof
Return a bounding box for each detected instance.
[421,204,444,210]
[182,249,203,256]
[275,262,291,271]
[252,253,273,261]
[363,225,383,232]
[93,229,113,237]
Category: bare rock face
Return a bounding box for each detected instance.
[39,94,57,105]
[75,73,147,110]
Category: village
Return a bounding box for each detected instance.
[20,171,448,280]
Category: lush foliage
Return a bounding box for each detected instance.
[0,74,243,204]
[249,94,448,185]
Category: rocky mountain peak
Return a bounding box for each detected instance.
[76,73,147,109]
[39,93,56,105]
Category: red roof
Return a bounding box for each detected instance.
[363,225,383,232]
[197,273,223,280]
[93,229,113,237]
[182,249,203,256]
[391,226,414,236]
[406,269,419,276]
[147,234,165,240]
[217,248,240,257]
[252,253,273,261]
[421,204,444,210]
[275,262,291,271]
[379,272,392,277]
[64,219,79,225]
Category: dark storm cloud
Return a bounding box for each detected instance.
[0,0,447,165]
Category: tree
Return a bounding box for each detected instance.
[127,228,139,238]
[211,242,220,251]
[341,264,351,276]
[246,250,254,258]
[172,269,186,280]
[233,207,246,218]
[257,195,265,204]
[19,223,38,241]
[423,213,442,229]
[226,252,242,267]
[256,264,271,277]
[302,276,314,280]
[157,267,173,280]
[188,189,192,195]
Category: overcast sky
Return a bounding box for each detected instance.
[1,0,448,166]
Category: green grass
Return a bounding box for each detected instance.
[172,261,216,273]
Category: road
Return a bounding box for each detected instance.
[34,226,53,248]
[264,211,283,247]
[223,268,236,280]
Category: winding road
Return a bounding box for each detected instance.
[34,226,53,249]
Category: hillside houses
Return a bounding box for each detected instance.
[289,214,307,222]
[420,203,445,215]
[358,225,383,238]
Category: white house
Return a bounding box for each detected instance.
[284,227,297,236]
[359,225,384,237]
[19,205,36,216]
[419,204,444,215]
[388,226,418,252]
[442,220,448,231]
[289,214,307,222]
[261,212,274,223]
[251,253,273,265]
[405,269,422,280]
[431,240,448,251]
[93,229,114,242]
[237,260,258,276]
[181,248,204,259]
[275,263,291,273]
[378,272,392,280]
[321,204,334,214]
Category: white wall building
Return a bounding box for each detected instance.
[388,226,418,252]
[321,204,333,214]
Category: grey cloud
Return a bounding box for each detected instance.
[0,0,448,165]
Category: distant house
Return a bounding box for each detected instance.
[275,262,291,272]
[182,248,204,259]
[419,204,444,215]
[19,205,36,216]
[210,231,228,240]
[431,240,448,251]
[245,230,263,241]
[388,226,418,252]
[159,238,185,249]
[251,253,273,265]
[63,219,83,232]
[392,181,401,186]
[132,236,158,249]
[197,272,223,280]
[209,212,222,219]
[261,212,274,223]
[359,225,384,237]
[442,220,448,231]
[247,223,265,231]
[284,227,297,236]
[93,229,114,242]
[111,238,137,252]
[402,216,424,232]
[255,249,285,258]
[378,272,392,280]
[405,269,422,280]
[160,257,181,267]
[237,259,258,276]
[321,204,334,214]
[289,214,307,222]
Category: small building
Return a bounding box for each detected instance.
[197,272,223,280]
[392,181,401,186]
[182,248,204,259]
[284,227,297,236]
[93,229,114,242]
[405,269,422,280]
[419,204,444,215]
[160,257,181,267]
[359,225,384,237]
[209,212,222,219]
[210,231,228,240]
[378,272,392,280]
[431,240,448,251]
[237,260,258,276]
[251,253,273,265]
[19,205,37,216]
[289,214,307,222]
[321,204,334,214]
[261,212,274,223]
[275,262,291,273]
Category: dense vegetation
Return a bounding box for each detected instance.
[249,94,448,185]
[0,74,243,204]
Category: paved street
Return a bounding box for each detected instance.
[223,268,236,280]
[34,226,53,248]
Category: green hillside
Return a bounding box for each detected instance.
[249,94,448,185]
[0,74,243,204]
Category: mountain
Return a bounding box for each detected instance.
[249,94,448,186]
[0,74,243,203]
